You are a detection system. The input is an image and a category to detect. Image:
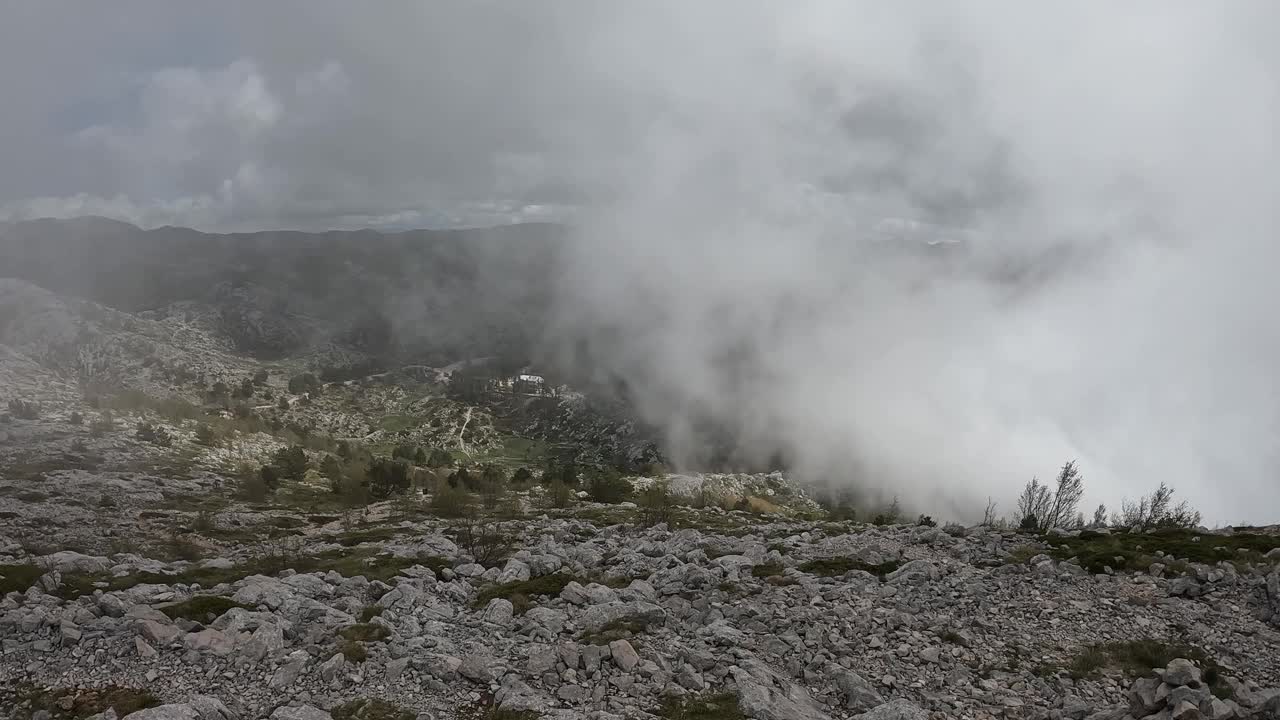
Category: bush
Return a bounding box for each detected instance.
[259,465,281,492]
[1015,460,1085,532]
[287,373,321,395]
[193,423,221,447]
[638,480,674,527]
[587,469,631,504]
[452,515,515,567]
[135,422,172,447]
[90,411,116,437]
[916,514,937,527]
[367,457,412,500]
[548,478,573,508]
[272,446,308,480]
[430,480,473,518]
[68,411,83,425]
[7,399,40,420]
[871,497,901,526]
[478,465,507,509]
[511,467,534,485]
[1116,482,1201,529]
[426,449,454,468]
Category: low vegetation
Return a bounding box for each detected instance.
[472,573,576,614]
[340,623,392,643]
[1043,527,1280,574]
[1065,638,1232,699]
[6,684,159,719]
[654,693,745,720]
[330,697,415,720]
[798,556,902,578]
[158,596,251,623]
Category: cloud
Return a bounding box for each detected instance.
[2,3,1278,522]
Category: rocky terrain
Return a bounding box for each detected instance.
[3,221,1280,720]
[2,465,1280,720]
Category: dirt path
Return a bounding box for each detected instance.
[457,406,472,457]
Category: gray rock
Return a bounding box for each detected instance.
[833,670,883,712]
[579,601,665,633]
[120,705,200,720]
[138,620,180,646]
[885,560,939,584]
[269,653,309,690]
[134,637,158,659]
[481,598,515,627]
[188,697,236,720]
[459,652,496,683]
[182,628,235,656]
[1169,577,1202,598]
[385,657,410,680]
[732,659,833,720]
[851,700,930,720]
[1130,677,1166,717]
[527,645,557,674]
[609,639,640,671]
[1165,658,1203,688]
[318,652,345,682]
[268,707,332,720]
[560,581,591,605]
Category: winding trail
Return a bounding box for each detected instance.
[457,406,472,457]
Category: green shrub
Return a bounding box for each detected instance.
[159,596,251,623]
[587,469,631,504]
[134,422,172,447]
[271,446,308,480]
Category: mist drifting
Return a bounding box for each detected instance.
[3,2,1279,522]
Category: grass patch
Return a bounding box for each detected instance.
[359,605,385,622]
[472,573,574,614]
[580,618,651,646]
[54,547,426,600]
[798,556,902,578]
[340,623,391,642]
[158,595,251,622]
[330,697,414,720]
[1006,544,1043,565]
[269,516,308,529]
[0,564,44,594]
[6,684,159,719]
[378,415,421,433]
[338,639,368,663]
[1065,638,1231,698]
[329,526,404,547]
[655,692,744,720]
[1045,528,1280,574]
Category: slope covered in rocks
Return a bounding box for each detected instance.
[3,493,1280,720]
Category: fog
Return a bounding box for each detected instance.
[3,2,1279,522]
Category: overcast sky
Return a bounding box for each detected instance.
[5,3,1280,522]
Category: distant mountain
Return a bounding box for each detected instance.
[0,217,567,362]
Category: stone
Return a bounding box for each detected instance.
[579,602,665,633]
[385,657,410,680]
[318,653,345,682]
[852,700,930,719]
[1171,699,1202,719]
[268,707,333,720]
[118,705,201,720]
[138,620,180,646]
[609,639,640,671]
[833,670,883,712]
[1165,658,1203,688]
[135,637,158,659]
[182,628,235,657]
[527,645,557,674]
[481,598,515,627]
[1130,677,1166,717]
